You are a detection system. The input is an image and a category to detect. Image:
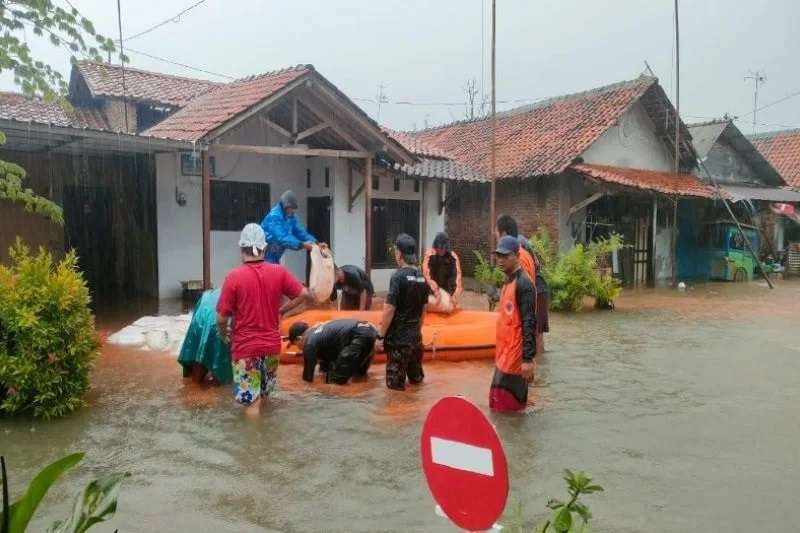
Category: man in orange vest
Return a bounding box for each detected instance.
[490,236,536,412]
[496,215,536,281]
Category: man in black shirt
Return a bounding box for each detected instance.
[287,319,378,384]
[377,233,430,391]
[329,264,375,310]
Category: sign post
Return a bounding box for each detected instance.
[420,396,509,531]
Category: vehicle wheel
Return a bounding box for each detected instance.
[733,268,747,282]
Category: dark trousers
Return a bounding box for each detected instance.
[386,343,424,390]
[340,291,373,311]
[327,325,377,384]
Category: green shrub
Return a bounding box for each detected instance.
[529,229,624,312]
[0,240,99,418]
[473,250,504,293]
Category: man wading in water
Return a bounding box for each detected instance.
[491,236,536,412]
[216,224,311,412]
[287,319,378,384]
[377,234,430,391]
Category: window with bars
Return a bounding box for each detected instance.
[371,199,420,268]
[210,180,271,231]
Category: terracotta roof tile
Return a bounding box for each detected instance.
[749,129,800,189]
[0,92,109,130]
[409,77,659,179]
[75,61,222,107]
[573,163,722,199]
[142,65,311,141]
[395,157,487,182]
[383,127,450,159]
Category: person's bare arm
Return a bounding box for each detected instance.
[216,313,231,344]
[359,290,368,310]
[376,303,396,352]
[280,287,312,317]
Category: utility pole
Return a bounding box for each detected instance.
[489,0,497,259]
[745,70,767,134]
[375,83,388,123]
[116,0,129,133]
[671,0,680,286]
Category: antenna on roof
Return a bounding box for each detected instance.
[375,83,388,122]
[643,60,655,77]
[745,70,767,135]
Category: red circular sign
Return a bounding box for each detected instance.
[420,396,509,531]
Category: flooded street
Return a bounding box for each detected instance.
[3,281,800,532]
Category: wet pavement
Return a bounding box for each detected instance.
[2,280,799,532]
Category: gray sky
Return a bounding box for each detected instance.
[2,0,798,134]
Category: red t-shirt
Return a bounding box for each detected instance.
[216,262,303,360]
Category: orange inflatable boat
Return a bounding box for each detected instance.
[278,309,497,364]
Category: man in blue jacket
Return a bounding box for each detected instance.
[261,190,320,264]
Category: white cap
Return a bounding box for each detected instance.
[238,223,267,256]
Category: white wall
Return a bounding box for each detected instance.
[155,116,443,297]
[156,150,335,298]
[580,102,674,172]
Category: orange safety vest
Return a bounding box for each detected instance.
[495,268,536,375]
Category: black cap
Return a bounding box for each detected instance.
[494,235,520,255]
[395,233,418,264]
[280,190,299,210]
[287,321,309,344]
[432,232,450,251]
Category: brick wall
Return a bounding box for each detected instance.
[446,176,562,275]
[103,98,137,133]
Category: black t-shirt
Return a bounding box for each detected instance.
[385,266,430,346]
[302,319,361,381]
[330,265,375,300]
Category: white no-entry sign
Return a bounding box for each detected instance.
[420,396,509,531]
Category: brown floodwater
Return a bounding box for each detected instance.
[2,280,800,532]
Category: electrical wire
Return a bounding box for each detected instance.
[351,95,543,107]
[738,88,800,119]
[121,0,208,42]
[124,47,235,79]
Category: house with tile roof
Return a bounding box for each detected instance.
[394,76,721,285]
[677,120,800,279]
[749,128,800,191]
[2,61,476,298]
[749,128,800,246]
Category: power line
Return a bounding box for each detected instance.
[739,87,800,119]
[124,47,234,79]
[121,0,208,42]
[352,95,543,107]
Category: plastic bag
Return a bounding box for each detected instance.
[309,245,335,303]
[427,288,455,314]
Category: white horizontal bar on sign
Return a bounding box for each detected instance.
[430,437,494,476]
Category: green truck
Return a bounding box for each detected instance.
[700,221,760,282]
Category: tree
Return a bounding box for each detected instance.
[0,1,125,223]
[464,78,479,120]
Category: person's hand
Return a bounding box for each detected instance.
[318,242,329,251]
[303,241,314,251]
[522,361,535,382]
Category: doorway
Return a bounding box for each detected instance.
[306,196,332,282]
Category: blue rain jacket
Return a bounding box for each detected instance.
[260,201,316,264]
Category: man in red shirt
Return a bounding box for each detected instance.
[216,223,311,409]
